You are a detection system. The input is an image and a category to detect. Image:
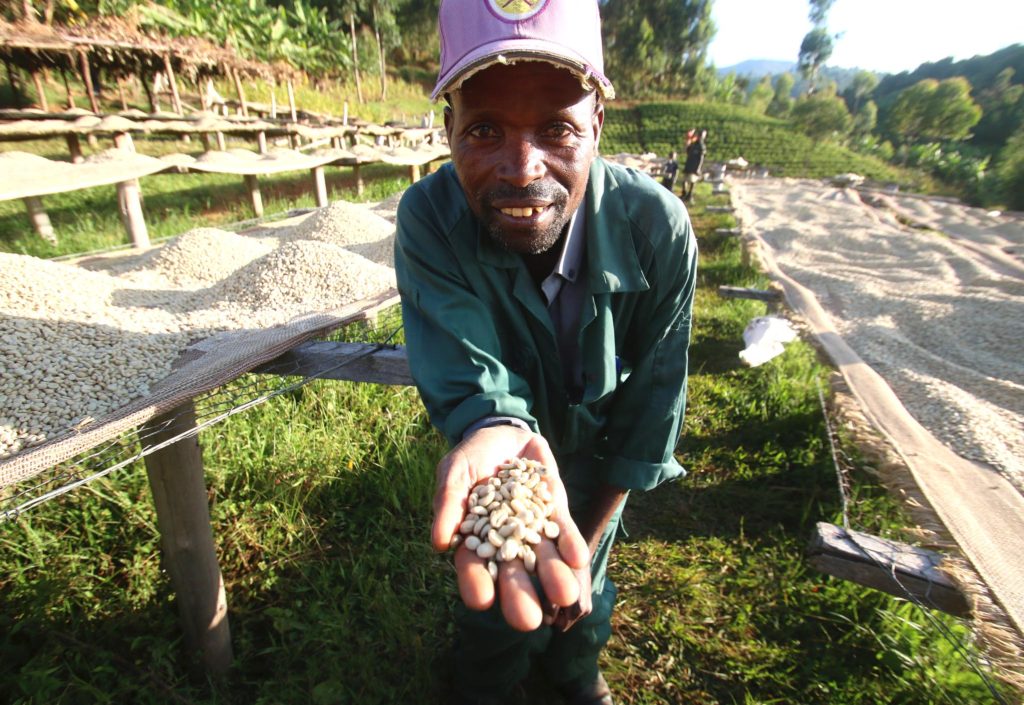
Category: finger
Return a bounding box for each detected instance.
[533,538,580,608]
[553,511,590,570]
[455,545,495,611]
[498,559,543,632]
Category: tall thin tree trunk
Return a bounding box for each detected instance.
[372,4,386,101]
[349,13,364,105]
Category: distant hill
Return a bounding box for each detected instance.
[717,60,874,96]
[717,59,795,78]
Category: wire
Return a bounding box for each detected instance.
[0,321,403,523]
[815,380,1009,704]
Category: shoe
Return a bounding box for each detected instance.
[558,672,613,705]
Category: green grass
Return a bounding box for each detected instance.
[0,182,1008,704]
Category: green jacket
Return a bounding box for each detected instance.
[394,158,697,491]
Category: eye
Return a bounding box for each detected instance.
[542,123,576,141]
[467,123,499,139]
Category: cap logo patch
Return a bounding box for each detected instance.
[486,0,549,22]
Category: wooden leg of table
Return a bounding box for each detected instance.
[257,131,268,155]
[353,164,364,197]
[65,134,83,163]
[409,164,421,184]
[216,132,226,151]
[244,174,263,217]
[312,166,328,208]
[117,179,150,249]
[24,197,57,245]
[142,402,233,676]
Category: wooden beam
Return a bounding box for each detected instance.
[77,49,100,114]
[808,522,969,616]
[717,285,781,303]
[706,205,735,213]
[231,68,248,117]
[254,341,413,386]
[141,402,233,675]
[32,70,48,111]
[714,228,742,237]
[162,52,183,115]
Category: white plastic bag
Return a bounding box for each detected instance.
[739,316,798,367]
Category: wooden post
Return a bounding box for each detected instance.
[114,132,150,249]
[117,77,128,111]
[353,163,364,196]
[244,174,263,216]
[24,197,57,245]
[286,80,298,149]
[162,53,184,115]
[257,131,268,154]
[141,402,233,675]
[231,68,248,117]
[141,71,158,113]
[78,49,100,114]
[32,71,48,111]
[61,69,75,109]
[65,134,83,163]
[269,82,277,119]
[215,131,227,151]
[312,166,328,207]
[409,164,421,184]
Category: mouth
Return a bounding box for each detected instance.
[497,204,551,219]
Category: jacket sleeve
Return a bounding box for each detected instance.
[393,184,539,447]
[597,197,698,491]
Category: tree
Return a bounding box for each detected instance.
[790,94,852,142]
[601,0,715,98]
[887,77,983,144]
[746,75,774,115]
[797,27,834,91]
[807,0,837,25]
[845,69,879,114]
[994,126,1024,209]
[853,99,878,136]
[767,72,795,118]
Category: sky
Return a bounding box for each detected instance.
[708,0,1024,74]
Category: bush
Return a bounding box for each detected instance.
[994,127,1024,210]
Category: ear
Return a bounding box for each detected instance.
[444,104,454,143]
[592,101,605,153]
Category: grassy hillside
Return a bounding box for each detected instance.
[603,102,913,184]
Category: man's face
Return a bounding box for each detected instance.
[445,62,604,255]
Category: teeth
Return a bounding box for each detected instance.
[501,206,545,218]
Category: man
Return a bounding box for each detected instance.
[394,2,697,703]
[682,129,707,202]
[661,151,680,194]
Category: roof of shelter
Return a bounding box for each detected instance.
[0,17,295,81]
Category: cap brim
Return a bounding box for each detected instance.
[431,41,614,102]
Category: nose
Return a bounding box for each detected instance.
[497,136,545,188]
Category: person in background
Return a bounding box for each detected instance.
[394,2,698,703]
[660,151,680,194]
[682,129,707,202]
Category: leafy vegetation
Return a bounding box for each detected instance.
[602,102,911,183]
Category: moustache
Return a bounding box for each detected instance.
[479,182,568,208]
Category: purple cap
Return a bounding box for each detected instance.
[432,0,615,102]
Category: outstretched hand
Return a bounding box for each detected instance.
[432,425,590,632]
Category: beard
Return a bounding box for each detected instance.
[478,182,571,255]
